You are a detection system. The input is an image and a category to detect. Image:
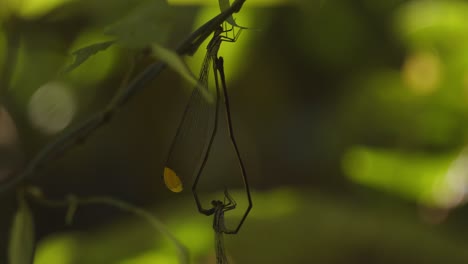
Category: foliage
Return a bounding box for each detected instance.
[64,40,115,73]
[8,192,35,264]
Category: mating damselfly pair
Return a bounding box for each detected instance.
[162,21,252,262]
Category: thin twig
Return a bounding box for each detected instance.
[0,0,246,193]
[27,189,189,264]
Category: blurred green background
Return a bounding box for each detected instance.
[3,0,468,263]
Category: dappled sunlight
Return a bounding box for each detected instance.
[395,0,468,50]
[342,146,458,207]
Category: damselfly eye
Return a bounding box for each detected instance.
[163,167,183,193]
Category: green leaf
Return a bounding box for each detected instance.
[219,0,247,29]
[105,0,174,49]
[64,40,115,73]
[8,194,35,264]
[151,43,214,103]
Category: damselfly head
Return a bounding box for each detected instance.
[211,200,223,207]
[163,167,183,193]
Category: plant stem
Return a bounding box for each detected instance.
[27,189,190,264]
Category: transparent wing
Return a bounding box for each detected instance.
[163,51,216,193]
[215,230,228,264]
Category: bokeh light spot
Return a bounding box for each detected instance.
[402,51,441,95]
[28,81,77,135]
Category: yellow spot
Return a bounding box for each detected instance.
[163,167,183,193]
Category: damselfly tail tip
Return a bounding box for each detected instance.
[163,167,183,193]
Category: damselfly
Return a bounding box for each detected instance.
[163,23,252,233]
[195,53,252,264]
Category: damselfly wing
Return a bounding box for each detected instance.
[163,26,226,192]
